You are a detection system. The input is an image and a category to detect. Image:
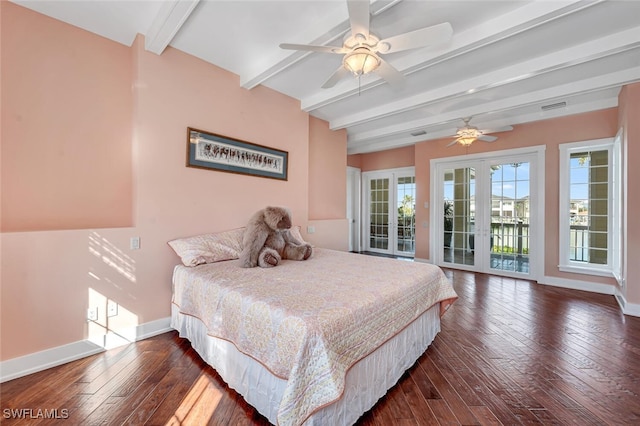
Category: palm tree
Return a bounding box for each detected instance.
[444,200,453,247]
[398,195,415,241]
[398,194,415,219]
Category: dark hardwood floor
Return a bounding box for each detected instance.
[2,269,640,425]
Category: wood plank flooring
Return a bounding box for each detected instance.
[2,269,640,425]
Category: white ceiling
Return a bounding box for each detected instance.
[13,0,640,154]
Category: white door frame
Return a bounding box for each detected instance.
[362,167,415,256]
[347,166,362,252]
[430,146,545,280]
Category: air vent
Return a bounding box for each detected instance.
[410,130,427,137]
[541,101,567,111]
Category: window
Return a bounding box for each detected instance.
[559,137,620,277]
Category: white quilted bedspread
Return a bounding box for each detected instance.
[172,248,457,426]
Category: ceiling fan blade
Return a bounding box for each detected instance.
[375,59,405,89]
[279,43,346,54]
[379,22,453,54]
[321,66,351,89]
[446,139,459,147]
[478,135,498,142]
[347,0,370,39]
[480,125,514,134]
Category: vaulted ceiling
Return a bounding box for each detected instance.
[13,0,640,154]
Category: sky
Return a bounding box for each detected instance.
[443,162,532,201]
[442,160,595,207]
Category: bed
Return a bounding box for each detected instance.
[169,229,457,426]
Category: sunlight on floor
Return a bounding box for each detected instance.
[165,374,222,425]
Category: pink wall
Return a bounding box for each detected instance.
[347,154,362,169]
[1,2,133,232]
[127,36,312,328]
[308,116,347,220]
[130,35,310,236]
[619,83,640,304]
[0,3,345,361]
[357,145,414,171]
[307,117,349,251]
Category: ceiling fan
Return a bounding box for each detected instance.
[446,118,514,147]
[279,0,453,89]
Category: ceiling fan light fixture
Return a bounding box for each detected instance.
[455,126,480,146]
[343,47,380,76]
[457,136,476,146]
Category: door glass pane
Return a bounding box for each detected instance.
[369,178,389,250]
[490,162,530,273]
[443,167,475,266]
[397,176,416,254]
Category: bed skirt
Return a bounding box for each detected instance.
[171,303,441,425]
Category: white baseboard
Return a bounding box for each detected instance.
[0,340,104,384]
[615,290,640,317]
[0,317,172,383]
[136,317,172,340]
[540,275,640,317]
[539,275,616,295]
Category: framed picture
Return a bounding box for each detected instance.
[186,127,288,181]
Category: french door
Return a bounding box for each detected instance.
[363,167,415,257]
[432,148,544,279]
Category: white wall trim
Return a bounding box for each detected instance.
[539,274,615,295]
[136,317,172,340]
[538,275,640,317]
[0,341,104,384]
[615,289,640,317]
[0,317,172,383]
[347,166,362,253]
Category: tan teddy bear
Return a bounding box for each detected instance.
[239,206,313,268]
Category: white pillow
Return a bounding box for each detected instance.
[168,227,245,266]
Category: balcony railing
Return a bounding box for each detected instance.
[489,221,529,255]
[443,221,592,264]
[569,225,589,262]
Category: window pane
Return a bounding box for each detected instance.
[567,149,608,265]
[370,179,389,250]
[397,176,415,254]
[443,167,475,266]
[490,162,529,273]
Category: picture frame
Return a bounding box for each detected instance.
[186,127,288,181]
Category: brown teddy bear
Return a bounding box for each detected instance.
[239,206,313,268]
